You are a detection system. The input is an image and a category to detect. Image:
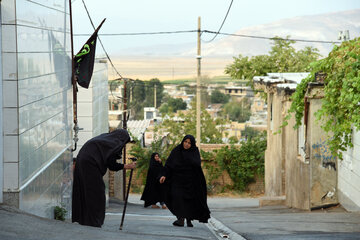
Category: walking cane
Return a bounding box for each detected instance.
[119,157,137,230]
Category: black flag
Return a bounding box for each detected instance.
[73,19,105,89]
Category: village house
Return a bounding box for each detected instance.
[254,73,360,212]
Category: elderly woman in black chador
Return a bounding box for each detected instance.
[72,129,136,228]
[141,153,167,209]
[159,135,210,227]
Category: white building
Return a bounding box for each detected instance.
[1,0,73,217]
[339,131,360,211]
[0,1,109,218]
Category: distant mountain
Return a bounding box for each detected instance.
[116,9,360,58]
[184,9,360,58]
[111,9,360,80]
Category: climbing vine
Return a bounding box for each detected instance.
[285,37,360,159]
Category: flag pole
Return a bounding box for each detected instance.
[95,18,106,33]
[69,0,78,152]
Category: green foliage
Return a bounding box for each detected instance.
[210,89,230,104]
[225,36,321,89]
[159,97,187,114]
[241,126,263,140]
[144,78,164,107]
[157,101,226,145]
[202,132,267,192]
[222,99,251,123]
[124,79,165,120]
[54,205,67,221]
[285,37,360,159]
[228,136,239,144]
[129,137,167,183]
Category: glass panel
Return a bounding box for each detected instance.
[20,149,72,218]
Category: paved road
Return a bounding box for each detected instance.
[1,194,360,240]
[206,197,360,240]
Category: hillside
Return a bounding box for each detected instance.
[109,9,360,81]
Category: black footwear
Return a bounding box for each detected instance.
[172,218,184,227]
[186,219,193,227]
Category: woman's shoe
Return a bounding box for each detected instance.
[172,218,184,227]
[151,205,160,208]
[161,205,167,209]
[186,218,193,227]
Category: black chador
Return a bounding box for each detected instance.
[72,129,130,227]
[140,153,166,208]
[162,135,210,226]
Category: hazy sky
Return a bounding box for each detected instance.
[71,0,360,54]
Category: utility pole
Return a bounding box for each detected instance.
[196,17,202,149]
[122,79,127,200]
[154,84,157,108]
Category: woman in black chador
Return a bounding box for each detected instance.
[160,135,210,227]
[72,129,136,227]
[140,153,167,209]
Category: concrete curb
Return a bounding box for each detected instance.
[207,217,247,240]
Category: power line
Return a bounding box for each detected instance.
[202,30,341,44]
[80,0,124,80]
[75,30,198,36]
[75,29,341,44]
[202,0,234,43]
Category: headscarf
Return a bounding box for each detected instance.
[149,152,163,168]
[165,135,201,168]
[77,129,130,174]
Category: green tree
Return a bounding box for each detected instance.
[222,99,251,123]
[241,126,263,140]
[159,97,187,114]
[144,78,164,107]
[156,101,226,146]
[126,79,165,120]
[211,89,230,104]
[131,79,146,103]
[225,36,321,88]
[128,79,146,119]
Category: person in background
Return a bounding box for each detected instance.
[141,153,167,209]
[72,129,136,227]
[159,135,210,227]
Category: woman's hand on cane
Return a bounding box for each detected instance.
[159,176,166,184]
[124,162,136,169]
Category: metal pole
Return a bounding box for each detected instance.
[69,0,78,152]
[154,84,157,108]
[196,17,201,149]
[122,79,127,200]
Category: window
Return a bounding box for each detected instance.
[146,112,153,120]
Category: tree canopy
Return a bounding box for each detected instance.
[211,89,230,104]
[225,36,321,88]
[159,97,187,114]
[222,98,251,123]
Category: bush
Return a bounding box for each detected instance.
[54,205,67,221]
[202,132,266,192]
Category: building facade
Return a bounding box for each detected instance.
[1,0,73,217]
[254,73,359,212]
